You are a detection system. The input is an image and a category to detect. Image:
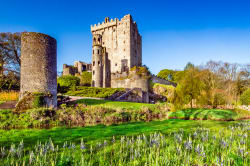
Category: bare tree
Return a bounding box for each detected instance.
[0,32,21,90]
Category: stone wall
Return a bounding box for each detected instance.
[115,88,149,103]
[111,70,149,92]
[63,64,77,76]
[20,32,57,108]
[63,61,91,76]
[151,75,177,87]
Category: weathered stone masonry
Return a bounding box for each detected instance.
[91,14,142,88]
[20,32,57,108]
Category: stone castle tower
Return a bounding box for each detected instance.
[20,32,57,108]
[91,14,142,87]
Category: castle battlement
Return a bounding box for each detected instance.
[90,14,133,32]
[91,18,118,31]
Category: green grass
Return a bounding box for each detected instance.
[169,108,250,120]
[77,99,250,120]
[77,99,158,110]
[0,119,246,147]
[1,120,249,165]
[65,86,125,98]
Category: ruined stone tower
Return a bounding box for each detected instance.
[20,32,57,108]
[91,14,142,88]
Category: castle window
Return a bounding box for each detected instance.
[93,61,95,66]
[124,31,125,34]
[93,70,95,75]
[98,50,99,54]
[124,49,125,52]
[123,41,125,44]
[93,37,96,43]
[93,50,94,54]
[115,63,117,66]
[98,38,100,42]
[113,29,116,32]
[103,42,105,45]
[98,61,100,66]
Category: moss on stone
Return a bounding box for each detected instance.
[15,92,52,113]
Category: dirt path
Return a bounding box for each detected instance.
[0,101,17,109]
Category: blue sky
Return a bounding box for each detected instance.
[1,0,250,74]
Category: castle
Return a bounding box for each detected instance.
[63,61,91,76]
[61,14,174,103]
[91,14,142,88]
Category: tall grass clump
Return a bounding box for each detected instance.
[0,91,19,101]
[0,121,249,165]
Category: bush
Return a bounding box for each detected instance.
[240,88,250,105]
[66,86,125,98]
[57,76,80,93]
[80,72,92,86]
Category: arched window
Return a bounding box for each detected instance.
[98,61,100,66]
[98,38,100,42]
[93,70,95,75]
[93,37,96,43]
[93,50,94,54]
[93,61,95,66]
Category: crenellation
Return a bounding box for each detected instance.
[91,14,143,91]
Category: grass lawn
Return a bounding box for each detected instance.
[168,108,250,120]
[76,98,157,110]
[0,119,247,147]
[77,99,250,120]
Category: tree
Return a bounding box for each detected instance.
[157,69,183,83]
[80,71,92,86]
[0,32,21,90]
[0,32,21,74]
[174,65,204,108]
[240,88,250,105]
[57,75,80,93]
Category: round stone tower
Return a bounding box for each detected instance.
[20,32,57,108]
[92,34,103,87]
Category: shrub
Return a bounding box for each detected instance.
[15,92,50,113]
[66,86,125,98]
[57,76,80,93]
[80,72,92,86]
[240,88,250,105]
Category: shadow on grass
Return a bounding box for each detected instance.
[169,108,239,120]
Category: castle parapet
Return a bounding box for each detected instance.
[91,19,118,32]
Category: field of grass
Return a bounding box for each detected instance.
[0,98,249,165]
[169,108,250,121]
[76,99,158,110]
[77,99,250,120]
[0,119,247,147]
[0,120,249,165]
